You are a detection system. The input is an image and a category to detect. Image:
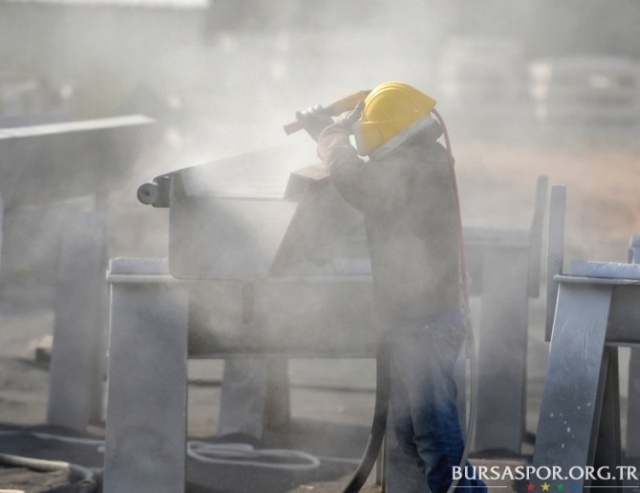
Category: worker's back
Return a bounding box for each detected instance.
[362,131,461,327]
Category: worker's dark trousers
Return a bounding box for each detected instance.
[387,318,487,493]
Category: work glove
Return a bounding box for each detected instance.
[296,105,334,142]
[335,100,364,131]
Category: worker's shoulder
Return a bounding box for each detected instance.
[393,138,449,162]
[425,141,451,162]
[391,144,450,173]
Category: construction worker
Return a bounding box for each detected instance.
[297,81,486,493]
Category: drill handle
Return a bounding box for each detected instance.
[283,119,307,136]
[283,90,370,135]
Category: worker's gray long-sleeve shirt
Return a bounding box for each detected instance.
[317,121,462,327]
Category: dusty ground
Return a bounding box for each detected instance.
[455,134,640,264]
[0,115,639,492]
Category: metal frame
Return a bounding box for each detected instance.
[533,185,640,492]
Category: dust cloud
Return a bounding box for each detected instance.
[0,0,639,448]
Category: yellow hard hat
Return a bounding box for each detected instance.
[354,81,437,156]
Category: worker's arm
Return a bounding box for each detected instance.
[317,123,386,212]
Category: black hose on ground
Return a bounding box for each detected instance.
[341,344,390,493]
[75,479,99,493]
[0,452,97,492]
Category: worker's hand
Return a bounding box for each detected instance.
[335,100,364,131]
[296,105,334,142]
